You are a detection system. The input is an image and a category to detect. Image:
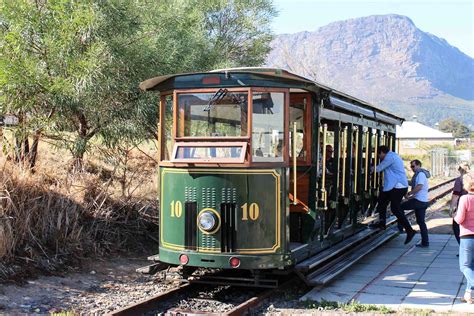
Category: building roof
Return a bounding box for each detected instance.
[396,121,454,139]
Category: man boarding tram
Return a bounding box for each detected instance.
[369,146,417,245]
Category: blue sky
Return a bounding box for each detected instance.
[272,0,474,57]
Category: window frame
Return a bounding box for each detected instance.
[289,93,312,166]
[171,141,247,163]
[173,88,252,141]
[159,92,174,161]
[158,87,290,167]
[250,88,289,165]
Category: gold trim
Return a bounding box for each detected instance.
[197,208,221,235]
[353,127,359,194]
[160,168,281,254]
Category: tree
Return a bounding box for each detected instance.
[0,0,106,169]
[198,0,277,68]
[439,118,472,138]
[0,0,276,171]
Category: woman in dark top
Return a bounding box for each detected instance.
[451,163,470,244]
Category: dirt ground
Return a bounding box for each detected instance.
[0,201,457,315]
[0,256,177,314]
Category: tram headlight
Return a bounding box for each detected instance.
[198,211,218,232]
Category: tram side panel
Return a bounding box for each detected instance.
[158,167,291,270]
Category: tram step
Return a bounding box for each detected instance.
[304,229,398,286]
[148,254,163,262]
[136,262,170,274]
[295,228,378,272]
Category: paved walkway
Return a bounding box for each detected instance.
[301,233,473,313]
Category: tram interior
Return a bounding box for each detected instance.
[288,109,386,246]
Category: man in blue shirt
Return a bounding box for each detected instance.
[369,146,416,245]
[400,159,430,247]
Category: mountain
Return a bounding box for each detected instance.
[266,14,474,127]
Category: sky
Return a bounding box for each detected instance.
[272,0,474,57]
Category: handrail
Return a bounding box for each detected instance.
[293,122,297,205]
[321,124,328,210]
[353,127,359,194]
[341,126,348,197]
[372,130,378,189]
[364,130,370,191]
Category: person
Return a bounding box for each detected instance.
[451,163,470,245]
[325,144,335,176]
[454,171,474,304]
[400,160,431,247]
[369,146,416,245]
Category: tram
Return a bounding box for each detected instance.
[140,68,404,279]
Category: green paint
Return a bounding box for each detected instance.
[159,168,285,264]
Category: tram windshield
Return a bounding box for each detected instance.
[177,91,248,137]
[166,89,286,164]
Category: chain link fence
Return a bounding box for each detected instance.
[430,148,472,177]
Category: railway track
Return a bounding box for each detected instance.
[108,178,456,316]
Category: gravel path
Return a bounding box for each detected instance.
[0,257,264,315]
[0,256,176,314]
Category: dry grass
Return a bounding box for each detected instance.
[0,142,159,282]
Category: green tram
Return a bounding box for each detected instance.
[140,68,404,280]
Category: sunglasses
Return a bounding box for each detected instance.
[410,165,415,169]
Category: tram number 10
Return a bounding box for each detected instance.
[241,203,260,221]
[170,200,183,218]
[169,201,260,221]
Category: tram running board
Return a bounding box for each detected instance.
[296,228,398,286]
[295,228,379,272]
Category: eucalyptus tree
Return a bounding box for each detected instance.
[198,0,277,68]
[0,0,107,168]
[0,0,276,171]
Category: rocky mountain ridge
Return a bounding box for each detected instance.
[266,14,474,126]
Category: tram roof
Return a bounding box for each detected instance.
[140,67,404,125]
[139,67,315,91]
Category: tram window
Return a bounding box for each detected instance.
[325,132,336,175]
[252,92,285,162]
[162,95,173,160]
[177,92,248,137]
[172,142,246,163]
[289,103,305,160]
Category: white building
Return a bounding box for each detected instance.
[396,121,454,155]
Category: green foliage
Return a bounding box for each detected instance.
[400,308,435,316]
[0,0,276,169]
[439,117,472,138]
[197,0,277,68]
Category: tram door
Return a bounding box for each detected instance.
[288,93,312,243]
[319,120,355,237]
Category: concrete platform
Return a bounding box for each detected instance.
[301,233,474,313]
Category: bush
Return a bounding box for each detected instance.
[0,151,158,282]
